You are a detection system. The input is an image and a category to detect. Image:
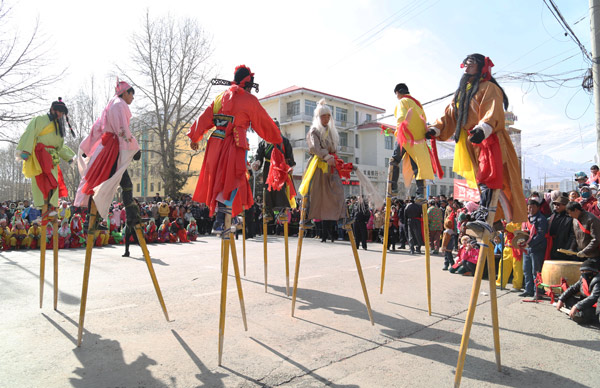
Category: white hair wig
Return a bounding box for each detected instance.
[311,98,339,147]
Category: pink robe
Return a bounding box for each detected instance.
[74,96,139,219]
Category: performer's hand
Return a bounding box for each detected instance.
[468,126,485,144]
[577,250,586,258]
[133,150,141,161]
[326,158,336,167]
[556,300,564,310]
[569,305,579,318]
[82,153,87,158]
[251,160,261,171]
[190,141,199,151]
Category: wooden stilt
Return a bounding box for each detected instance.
[345,222,375,325]
[421,202,432,316]
[52,216,59,310]
[134,225,169,321]
[380,163,394,294]
[77,200,98,346]
[262,189,268,293]
[218,209,232,366]
[242,213,246,277]
[228,227,248,331]
[39,203,48,308]
[282,212,290,297]
[486,244,502,371]
[454,189,501,387]
[291,197,309,316]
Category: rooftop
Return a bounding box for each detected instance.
[260,86,385,113]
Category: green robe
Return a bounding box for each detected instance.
[16,114,75,208]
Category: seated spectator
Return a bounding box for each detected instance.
[556,259,600,324]
[589,165,600,186]
[58,218,71,249]
[187,218,198,241]
[576,184,600,218]
[145,218,158,243]
[450,236,479,275]
[27,219,42,250]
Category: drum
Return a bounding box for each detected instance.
[541,260,581,293]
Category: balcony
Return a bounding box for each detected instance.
[281,112,313,124]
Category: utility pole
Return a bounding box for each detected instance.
[591,0,600,162]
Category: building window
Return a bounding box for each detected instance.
[136,183,141,193]
[385,135,393,150]
[355,111,359,125]
[286,100,300,117]
[385,157,389,167]
[430,185,437,196]
[355,134,359,148]
[305,100,316,117]
[305,125,310,134]
[366,113,372,122]
[355,157,360,164]
[339,132,348,147]
[336,107,348,123]
[158,182,161,192]
[150,182,154,192]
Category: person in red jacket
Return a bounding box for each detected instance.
[187,65,282,227]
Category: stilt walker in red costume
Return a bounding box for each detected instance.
[428,54,526,387]
[292,99,382,326]
[187,65,282,364]
[73,80,169,346]
[17,98,75,309]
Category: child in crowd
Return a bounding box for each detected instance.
[450,235,479,276]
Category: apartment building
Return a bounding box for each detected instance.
[259,86,392,197]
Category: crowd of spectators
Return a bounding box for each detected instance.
[3,165,600,325]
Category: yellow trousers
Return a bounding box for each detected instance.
[496,246,523,289]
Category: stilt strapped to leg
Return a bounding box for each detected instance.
[454,189,501,387]
[292,198,374,325]
[380,163,394,294]
[421,202,432,316]
[262,189,269,293]
[39,194,59,310]
[242,213,246,277]
[217,206,248,366]
[77,200,170,346]
[280,211,290,296]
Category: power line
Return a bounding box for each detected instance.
[542,0,592,62]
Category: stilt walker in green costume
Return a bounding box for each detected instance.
[17,98,75,310]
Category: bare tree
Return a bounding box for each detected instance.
[0,0,65,144]
[119,11,215,198]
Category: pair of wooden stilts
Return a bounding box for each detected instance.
[75,200,170,346]
[262,188,291,296]
[378,162,502,387]
[39,199,60,310]
[291,195,374,325]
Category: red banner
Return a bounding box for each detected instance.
[453,179,480,202]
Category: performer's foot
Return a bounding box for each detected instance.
[211,222,224,235]
[518,291,534,297]
[465,220,493,238]
[442,264,449,271]
[414,195,426,205]
[122,251,130,257]
[300,220,314,230]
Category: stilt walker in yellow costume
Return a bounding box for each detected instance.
[17,98,75,310]
[381,84,443,311]
[292,99,382,325]
[74,81,169,346]
[428,53,527,387]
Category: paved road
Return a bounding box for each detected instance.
[1,235,598,387]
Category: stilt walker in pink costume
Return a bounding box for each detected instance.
[73,80,169,346]
[187,65,283,364]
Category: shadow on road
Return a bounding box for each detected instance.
[402,343,590,387]
[250,337,359,387]
[170,329,228,387]
[41,310,166,387]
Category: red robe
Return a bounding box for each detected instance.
[187,85,282,217]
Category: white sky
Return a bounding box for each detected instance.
[6,0,597,185]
